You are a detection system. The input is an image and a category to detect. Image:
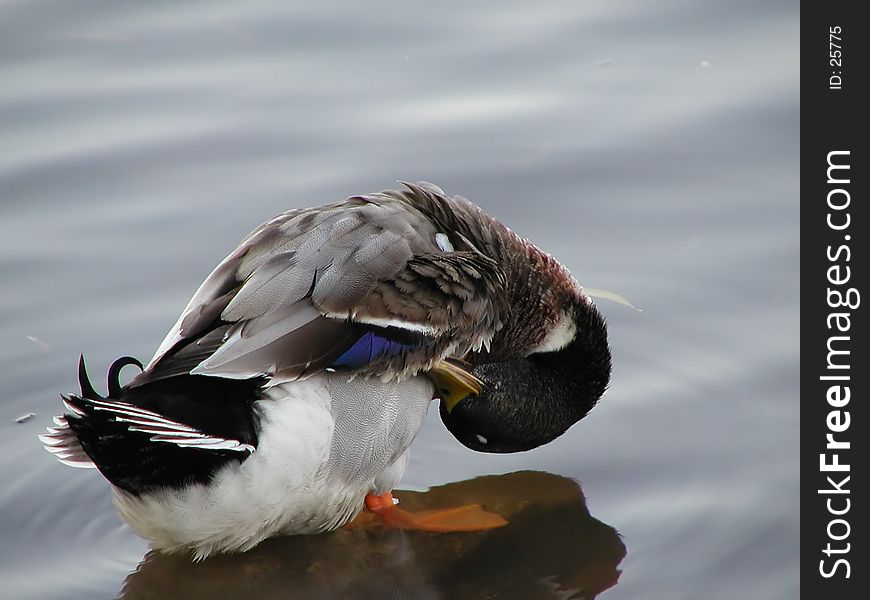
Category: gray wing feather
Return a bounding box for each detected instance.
[139,185,505,385]
[222,252,307,322]
[196,302,323,375]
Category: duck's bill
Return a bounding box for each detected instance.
[429,359,483,412]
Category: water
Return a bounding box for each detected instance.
[0,1,798,598]
[120,472,627,599]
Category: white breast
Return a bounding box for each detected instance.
[112,373,435,558]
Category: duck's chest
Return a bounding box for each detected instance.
[321,372,436,489]
[254,373,435,491]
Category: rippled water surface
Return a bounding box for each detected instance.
[1,1,798,598]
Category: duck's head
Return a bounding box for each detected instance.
[439,293,611,453]
[379,182,612,454]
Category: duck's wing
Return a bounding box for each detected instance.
[132,184,505,387]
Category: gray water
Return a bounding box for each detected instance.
[0,1,799,598]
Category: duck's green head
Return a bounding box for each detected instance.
[438,297,611,453]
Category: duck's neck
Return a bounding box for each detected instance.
[472,237,583,363]
[528,303,612,421]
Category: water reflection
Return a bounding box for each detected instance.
[120,471,625,599]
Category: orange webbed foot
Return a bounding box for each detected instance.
[364,492,508,533]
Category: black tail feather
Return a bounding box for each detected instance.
[77,354,103,400]
[107,356,144,398]
[63,356,263,495]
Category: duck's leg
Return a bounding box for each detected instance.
[364,492,508,533]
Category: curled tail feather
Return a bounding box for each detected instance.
[39,355,142,470]
[40,354,260,495]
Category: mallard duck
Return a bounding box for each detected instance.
[40,182,611,559]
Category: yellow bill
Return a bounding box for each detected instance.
[428,358,484,413]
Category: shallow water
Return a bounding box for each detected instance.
[0,1,798,599]
[121,472,626,600]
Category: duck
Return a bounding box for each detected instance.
[40,182,611,559]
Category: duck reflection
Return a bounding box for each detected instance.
[120,471,626,599]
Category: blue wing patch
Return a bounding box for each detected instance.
[331,325,429,369]
[331,332,413,368]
